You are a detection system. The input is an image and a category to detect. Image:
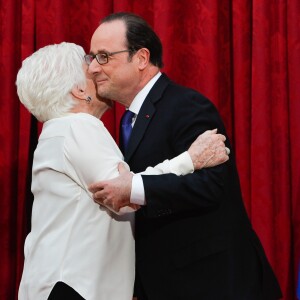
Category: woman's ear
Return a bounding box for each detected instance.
[71,85,86,100]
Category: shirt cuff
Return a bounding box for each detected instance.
[130,174,146,205]
[169,151,194,175]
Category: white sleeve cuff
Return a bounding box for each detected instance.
[130,174,146,205]
[169,151,194,175]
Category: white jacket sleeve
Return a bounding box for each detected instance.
[140,151,194,176]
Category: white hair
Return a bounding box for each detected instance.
[16,42,86,122]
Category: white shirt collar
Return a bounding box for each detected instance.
[128,72,162,115]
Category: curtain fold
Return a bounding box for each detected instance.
[288,0,300,296]
[0,1,298,299]
[250,0,293,297]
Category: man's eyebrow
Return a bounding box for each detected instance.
[89,49,107,55]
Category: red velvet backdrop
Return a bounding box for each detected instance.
[1,0,299,299]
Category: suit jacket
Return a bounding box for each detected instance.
[125,74,282,300]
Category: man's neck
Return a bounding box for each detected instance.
[125,66,160,107]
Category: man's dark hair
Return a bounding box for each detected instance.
[101,12,163,68]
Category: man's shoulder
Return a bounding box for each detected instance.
[164,82,213,108]
[158,73,209,100]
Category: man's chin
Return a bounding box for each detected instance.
[97,96,114,108]
[106,99,114,108]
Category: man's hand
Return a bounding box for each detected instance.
[188,129,230,170]
[88,163,140,213]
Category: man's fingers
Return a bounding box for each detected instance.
[88,182,105,193]
[93,189,106,200]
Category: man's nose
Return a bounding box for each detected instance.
[87,59,102,74]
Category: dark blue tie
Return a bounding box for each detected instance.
[120,110,135,153]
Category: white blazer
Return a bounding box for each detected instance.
[18,113,193,300]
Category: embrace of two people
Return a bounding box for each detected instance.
[16,12,281,300]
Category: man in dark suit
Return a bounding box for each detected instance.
[87,12,282,300]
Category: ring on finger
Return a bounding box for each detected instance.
[225,147,230,155]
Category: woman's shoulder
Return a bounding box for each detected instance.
[67,113,103,125]
[40,113,104,140]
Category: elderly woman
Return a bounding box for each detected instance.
[16,42,228,300]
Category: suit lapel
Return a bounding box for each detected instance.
[124,73,170,162]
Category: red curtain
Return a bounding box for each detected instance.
[1,0,299,299]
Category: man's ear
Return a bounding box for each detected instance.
[136,48,150,70]
[71,85,86,100]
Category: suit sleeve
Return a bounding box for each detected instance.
[141,91,231,217]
